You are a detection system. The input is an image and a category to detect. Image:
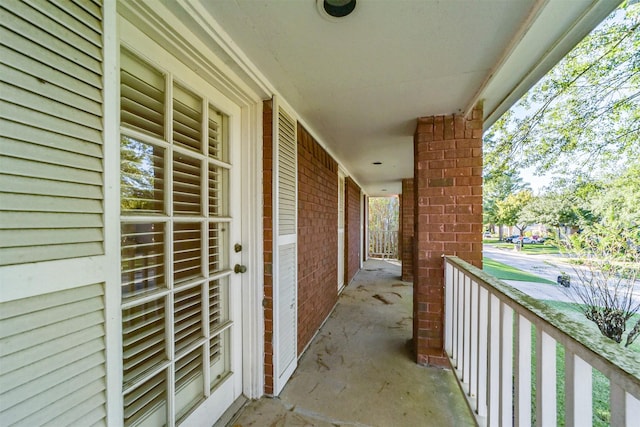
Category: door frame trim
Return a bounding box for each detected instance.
[114,1,265,421]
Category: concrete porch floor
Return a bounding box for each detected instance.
[228,259,476,427]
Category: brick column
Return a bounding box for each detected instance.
[413,106,483,366]
[262,100,274,393]
[401,179,414,282]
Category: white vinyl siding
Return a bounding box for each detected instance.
[0,284,107,426]
[0,0,104,266]
[273,103,298,394]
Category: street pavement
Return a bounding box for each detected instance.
[484,244,588,303]
[483,243,640,305]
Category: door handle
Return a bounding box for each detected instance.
[234,264,247,274]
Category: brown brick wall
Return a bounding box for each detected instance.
[413,107,483,367]
[345,177,361,285]
[401,179,414,282]
[262,100,274,394]
[297,123,339,354]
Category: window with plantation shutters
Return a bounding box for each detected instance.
[0,0,105,266]
[120,47,233,426]
[273,103,298,395]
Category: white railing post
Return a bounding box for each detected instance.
[611,383,625,427]
[469,279,479,405]
[456,270,465,372]
[452,267,459,366]
[463,275,472,385]
[488,294,501,426]
[610,384,639,427]
[444,261,454,356]
[477,286,489,419]
[536,330,557,427]
[515,314,531,427]
[500,304,513,426]
[565,351,592,427]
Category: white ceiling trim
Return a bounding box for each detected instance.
[464,0,549,121]
[480,0,622,129]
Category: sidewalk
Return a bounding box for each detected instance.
[228,259,475,427]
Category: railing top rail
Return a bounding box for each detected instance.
[444,255,640,398]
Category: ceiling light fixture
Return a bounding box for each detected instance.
[372,161,382,165]
[317,0,357,20]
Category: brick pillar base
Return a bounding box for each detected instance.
[413,106,483,366]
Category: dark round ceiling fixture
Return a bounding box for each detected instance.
[318,0,357,19]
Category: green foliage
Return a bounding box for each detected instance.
[368,196,399,231]
[495,190,533,233]
[121,136,162,212]
[485,4,640,178]
[483,171,529,225]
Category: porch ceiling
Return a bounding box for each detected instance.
[169,0,620,196]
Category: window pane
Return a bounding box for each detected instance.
[210,328,230,391]
[173,84,202,153]
[208,106,227,162]
[173,152,202,215]
[174,284,204,354]
[208,165,228,217]
[122,298,167,387]
[121,222,165,300]
[208,223,228,274]
[174,223,202,284]
[121,48,165,139]
[123,370,167,427]
[209,277,229,331]
[121,136,165,214]
[175,347,204,421]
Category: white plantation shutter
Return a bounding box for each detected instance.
[278,109,297,236]
[0,284,107,426]
[0,0,104,266]
[273,103,298,394]
[277,243,297,371]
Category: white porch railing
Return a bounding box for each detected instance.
[444,256,640,427]
[368,230,398,259]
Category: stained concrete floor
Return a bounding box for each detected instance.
[228,259,476,427]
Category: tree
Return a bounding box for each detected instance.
[121,136,163,212]
[368,196,399,231]
[520,180,595,238]
[590,161,640,228]
[483,171,529,239]
[485,3,640,178]
[495,190,534,237]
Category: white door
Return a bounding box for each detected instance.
[273,100,298,394]
[337,172,346,290]
[119,18,243,427]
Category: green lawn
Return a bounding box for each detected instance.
[489,242,561,255]
[483,257,556,284]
